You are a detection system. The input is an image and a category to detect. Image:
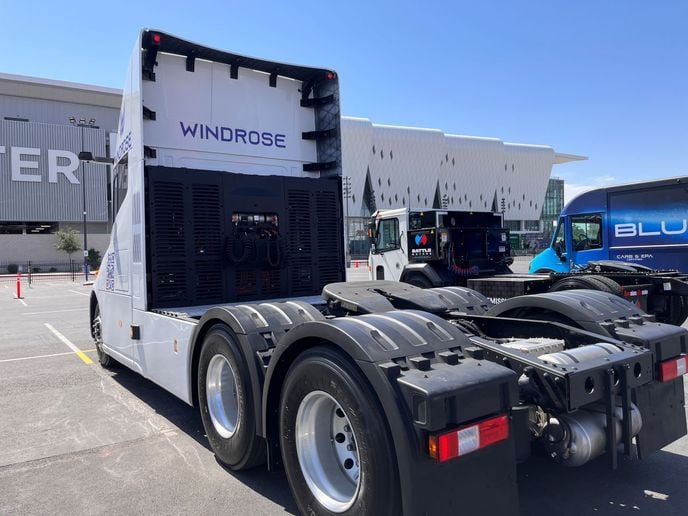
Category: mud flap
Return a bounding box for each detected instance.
[633,377,687,459]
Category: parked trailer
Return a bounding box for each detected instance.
[92,30,688,515]
[368,207,688,325]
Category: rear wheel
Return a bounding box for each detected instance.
[198,325,265,470]
[279,346,400,515]
[586,275,623,296]
[667,295,688,326]
[548,275,609,293]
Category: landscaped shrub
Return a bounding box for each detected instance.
[6,264,18,274]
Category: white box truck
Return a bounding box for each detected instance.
[91,29,688,515]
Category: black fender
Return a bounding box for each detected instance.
[486,289,643,336]
[400,262,445,286]
[187,300,324,428]
[262,309,519,515]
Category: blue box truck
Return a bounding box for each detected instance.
[530,176,688,274]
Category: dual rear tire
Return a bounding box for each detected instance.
[197,330,400,514]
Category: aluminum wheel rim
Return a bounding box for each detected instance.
[206,354,240,438]
[296,391,361,513]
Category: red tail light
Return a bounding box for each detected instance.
[659,355,688,382]
[428,414,509,463]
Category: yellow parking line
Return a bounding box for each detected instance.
[44,323,94,364]
[0,349,96,364]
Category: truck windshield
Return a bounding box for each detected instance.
[571,213,602,251]
[376,218,400,252]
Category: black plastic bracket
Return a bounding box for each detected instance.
[230,62,239,79]
[269,72,278,88]
[186,52,196,72]
[144,146,157,159]
[142,50,158,82]
[142,106,157,121]
[604,368,618,470]
[303,161,337,172]
[302,128,336,141]
[300,94,334,108]
[620,364,633,456]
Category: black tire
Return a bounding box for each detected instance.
[279,346,400,516]
[198,325,265,470]
[667,296,688,326]
[585,275,623,296]
[92,305,114,368]
[406,273,432,289]
[548,275,609,293]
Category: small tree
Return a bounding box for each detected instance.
[55,228,81,261]
[87,248,102,269]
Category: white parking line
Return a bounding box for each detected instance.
[22,308,83,315]
[44,323,93,364]
[0,349,95,364]
[69,290,90,297]
[16,298,27,307]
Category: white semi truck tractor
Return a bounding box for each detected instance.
[91,29,688,515]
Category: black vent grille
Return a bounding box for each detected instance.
[147,167,344,308]
[152,182,185,254]
[288,189,314,295]
[154,264,187,303]
[316,191,339,254]
[260,270,281,297]
[196,261,223,303]
[192,184,222,256]
[236,269,257,299]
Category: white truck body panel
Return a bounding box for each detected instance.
[95,30,330,403]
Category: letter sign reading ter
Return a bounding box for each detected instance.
[0,146,81,184]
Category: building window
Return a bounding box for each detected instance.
[523,220,540,232]
[504,220,520,232]
[0,222,58,234]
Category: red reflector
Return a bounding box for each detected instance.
[326,72,335,80]
[660,355,688,382]
[152,33,161,44]
[431,414,509,463]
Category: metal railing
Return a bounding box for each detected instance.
[0,260,89,284]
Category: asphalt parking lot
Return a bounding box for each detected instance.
[1,279,688,515]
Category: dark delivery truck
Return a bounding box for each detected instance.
[530,177,688,274]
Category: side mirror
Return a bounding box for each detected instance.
[367,222,376,243]
[554,241,566,261]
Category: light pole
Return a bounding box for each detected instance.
[69,116,97,282]
[343,176,352,264]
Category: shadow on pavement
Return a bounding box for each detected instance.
[518,449,688,515]
[108,364,297,514]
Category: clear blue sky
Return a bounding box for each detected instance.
[2,0,686,200]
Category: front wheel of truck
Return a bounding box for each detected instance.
[92,305,114,368]
[198,325,265,470]
[279,346,400,515]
